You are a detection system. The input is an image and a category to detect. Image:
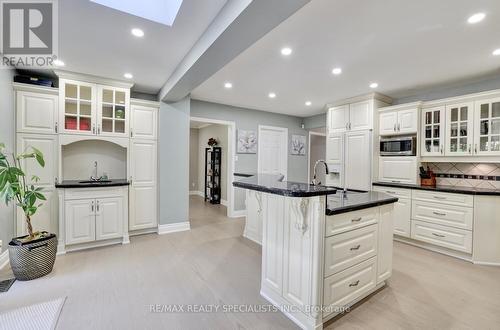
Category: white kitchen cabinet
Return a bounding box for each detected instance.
[16,133,58,187]
[65,199,96,245]
[349,100,372,131]
[130,103,157,139]
[261,193,285,295]
[379,111,398,136]
[378,156,417,184]
[327,105,349,133]
[372,186,411,237]
[377,204,394,283]
[474,97,500,156]
[445,102,474,156]
[325,132,343,164]
[95,197,124,240]
[398,108,419,134]
[59,79,97,135]
[421,106,445,156]
[129,139,157,231]
[411,220,472,253]
[345,130,371,191]
[15,87,58,135]
[97,85,130,138]
[244,190,262,244]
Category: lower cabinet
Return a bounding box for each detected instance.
[59,187,128,250]
[378,156,417,184]
[244,190,263,244]
[411,220,472,253]
[372,186,411,237]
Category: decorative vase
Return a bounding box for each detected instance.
[8,232,57,281]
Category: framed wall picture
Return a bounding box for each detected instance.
[291,134,306,155]
[237,129,257,154]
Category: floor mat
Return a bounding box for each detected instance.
[0,297,66,330]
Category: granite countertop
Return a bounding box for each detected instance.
[372,181,500,196]
[232,174,337,197]
[326,191,398,215]
[56,179,130,188]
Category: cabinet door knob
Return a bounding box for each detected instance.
[432,232,445,238]
[92,125,96,134]
[96,200,100,212]
[475,144,478,154]
[130,129,133,138]
[91,201,95,212]
[397,123,401,131]
[350,244,361,251]
[351,217,362,223]
[393,123,396,131]
[468,144,471,154]
[433,211,446,217]
[55,122,58,133]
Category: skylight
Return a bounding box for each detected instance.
[90,0,184,26]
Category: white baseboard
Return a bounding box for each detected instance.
[158,222,191,235]
[229,210,246,218]
[189,191,203,197]
[0,249,9,270]
[221,199,228,206]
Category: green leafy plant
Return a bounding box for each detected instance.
[0,142,46,242]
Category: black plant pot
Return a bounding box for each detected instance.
[8,232,57,281]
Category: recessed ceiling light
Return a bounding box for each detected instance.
[281,47,292,56]
[224,82,233,89]
[493,48,500,56]
[305,101,312,106]
[467,13,486,24]
[53,59,65,67]
[268,92,276,98]
[370,82,378,89]
[124,73,133,79]
[332,67,342,75]
[131,28,144,37]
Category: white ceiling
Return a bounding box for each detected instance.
[191,0,500,117]
[58,0,227,94]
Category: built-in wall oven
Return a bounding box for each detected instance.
[380,136,417,156]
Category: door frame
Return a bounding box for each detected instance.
[307,130,327,183]
[258,125,288,180]
[190,116,237,218]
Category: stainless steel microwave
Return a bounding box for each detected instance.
[380,136,417,156]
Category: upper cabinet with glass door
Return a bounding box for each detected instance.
[421,106,445,156]
[475,98,500,156]
[97,86,129,137]
[445,103,473,156]
[60,80,96,135]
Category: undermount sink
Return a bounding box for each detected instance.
[78,180,112,184]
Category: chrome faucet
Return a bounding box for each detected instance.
[311,160,329,186]
[90,161,100,181]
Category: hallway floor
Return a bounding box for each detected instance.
[0,195,499,329]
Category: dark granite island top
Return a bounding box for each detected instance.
[232,174,337,197]
[56,179,130,188]
[326,191,398,215]
[373,181,500,196]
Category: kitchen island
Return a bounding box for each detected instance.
[234,175,397,329]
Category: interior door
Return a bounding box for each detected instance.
[258,126,288,179]
[345,130,371,191]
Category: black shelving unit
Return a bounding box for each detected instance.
[204,147,221,204]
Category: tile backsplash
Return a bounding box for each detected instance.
[423,162,500,189]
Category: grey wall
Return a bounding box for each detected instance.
[197,124,228,201]
[392,75,500,104]
[304,113,326,130]
[159,97,191,225]
[190,99,309,210]
[309,134,326,183]
[189,128,199,192]
[0,68,15,252]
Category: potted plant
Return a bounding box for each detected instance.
[0,143,57,281]
[208,138,218,147]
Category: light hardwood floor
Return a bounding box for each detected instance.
[1,195,499,329]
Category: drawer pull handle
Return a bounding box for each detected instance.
[432,233,446,238]
[349,280,360,287]
[350,245,361,251]
[351,217,362,222]
[386,191,396,194]
[433,212,446,216]
[433,196,446,200]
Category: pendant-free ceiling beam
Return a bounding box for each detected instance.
[159,0,311,102]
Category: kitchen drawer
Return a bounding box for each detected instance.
[324,224,378,277]
[64,187,126,200]
[372,186,411,199]
[323,257,377,316]
[325,207,379,237]
[411,220,472,253]
[412,200,473,230]
[411,190,473,207]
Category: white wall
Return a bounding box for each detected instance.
[189,128,199,191]
[62,140,127,180]
[197,124,228,201]
[0,68,15,252]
